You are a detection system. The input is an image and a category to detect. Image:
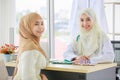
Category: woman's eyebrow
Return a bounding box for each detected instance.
[35,21,41,23]
[35,21,39,23]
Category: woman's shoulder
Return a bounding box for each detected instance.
[18,50,46,66]
[20,50,43,59]
[99,32,111,45]
[100,32,109,41]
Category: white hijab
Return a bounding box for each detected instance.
[77,8,104,57]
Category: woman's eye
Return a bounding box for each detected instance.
[80,19,84,22]
[34,21,44,26]
[41,22,44,25]
[87,18,91,21]
[35,23,39,25]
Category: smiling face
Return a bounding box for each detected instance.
[32,19,44,37]
[80,13,93,32]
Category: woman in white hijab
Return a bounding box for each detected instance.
[63,8,115,65]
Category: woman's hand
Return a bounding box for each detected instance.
[72,56,90,65]
[40,74,48,80]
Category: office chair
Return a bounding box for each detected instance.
[0,59,9,80]
[111,41,120,80]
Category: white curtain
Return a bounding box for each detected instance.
[70,0,108,38]
[0,0,16,46]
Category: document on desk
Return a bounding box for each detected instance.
[77,63,96,66]
[50,59,72,64]
[77,61,96,66]
[50,59,96,66]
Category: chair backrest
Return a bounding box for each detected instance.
[111,41,120,65]
[0,55,8,80]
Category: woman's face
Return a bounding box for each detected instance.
[32,19,44,37]
[80,14,93,31]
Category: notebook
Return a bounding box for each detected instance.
[50,59,72,64]
[50,59,96,66]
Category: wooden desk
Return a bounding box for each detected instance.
[6,62,117,80]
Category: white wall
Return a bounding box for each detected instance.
[0,0,16,46]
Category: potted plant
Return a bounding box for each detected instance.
[0,44,17,62]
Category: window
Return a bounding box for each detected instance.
[104,1,120,40]
[54,0,73,59]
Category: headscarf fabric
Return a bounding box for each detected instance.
[19,12,46,57]
[77,8,104,57]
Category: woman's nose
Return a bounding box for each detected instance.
[40,26,44,31]
[83,21,87,26]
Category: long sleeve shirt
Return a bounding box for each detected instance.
[13,50,46,80]
[63,36,115,64]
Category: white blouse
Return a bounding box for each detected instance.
[13,50,46,80]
